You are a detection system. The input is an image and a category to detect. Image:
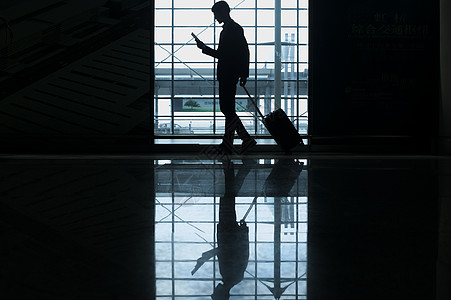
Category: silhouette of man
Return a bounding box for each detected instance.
[195,1,256,154]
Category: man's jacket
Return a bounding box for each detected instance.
[203,20,249,82]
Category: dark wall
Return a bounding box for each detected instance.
[440,0,451,154]
[0,0,153,153]
[309,0,439,150]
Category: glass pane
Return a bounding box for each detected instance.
[180,27,215,44]
[154,45,172,63]
[228,0,255,9]
[299,0,309,8]
[243,27,256,44]
[254,0,275,8]
[155,1,171,8]
[257,28,275,43]
[299,27,309,44]
[155,27,172,43]
[174,0,212,8]
[282,9,298,26]
[299,9,309,26]
[257,10,275,26]
[299,45,308,62]
[172,44,211,63]
[174,10,213,27]
[155,98,171,117]
[155,9,172,26]
[257,45,275,62]
[231,9,255,27]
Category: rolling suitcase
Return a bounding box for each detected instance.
[243,86,304,153]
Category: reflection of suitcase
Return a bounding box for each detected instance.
[264,159,304,196]
[243,86,304,153]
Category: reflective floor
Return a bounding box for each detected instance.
[0,154,450,300]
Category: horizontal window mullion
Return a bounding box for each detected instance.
[156,25,308,28]
[155,61,308,64]
[155,42,309,45]
[156,7,308,10]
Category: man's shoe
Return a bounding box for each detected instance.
[219,141,237,155]
[240,138,257,154]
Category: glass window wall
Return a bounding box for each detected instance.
[155,0,308,137]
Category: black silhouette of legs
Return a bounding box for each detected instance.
[219,80,251,151]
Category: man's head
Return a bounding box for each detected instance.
[212,1,230,24]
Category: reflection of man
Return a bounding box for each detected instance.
[195,1,256,154]
[191,160,250,300]
[214,164,249,299]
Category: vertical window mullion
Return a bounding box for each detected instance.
[297,0,301,131]
[254,1,258,135]
[171,169,175,298]
[296,194,299,298]
[254,168,258,300]
[213,165,217,294]
[171,2,175,135]
[213,1,217,135]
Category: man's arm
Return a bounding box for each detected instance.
[191,248,219,275]
[202,45,219,58]
[195,38,219,58]
[235,26,249,86]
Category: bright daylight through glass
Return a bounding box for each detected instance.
[154,0,308,138]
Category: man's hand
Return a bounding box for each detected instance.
[239,77,247,87]
[195,39,206,50]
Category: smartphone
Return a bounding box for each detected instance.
[191,32,199,41]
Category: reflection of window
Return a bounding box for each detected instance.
[154,160,308,298]
[154,0,308,137]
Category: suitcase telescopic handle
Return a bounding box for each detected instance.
[242,86,265,120]
[240,196,258,223]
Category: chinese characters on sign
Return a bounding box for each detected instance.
[350,12,430,40]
